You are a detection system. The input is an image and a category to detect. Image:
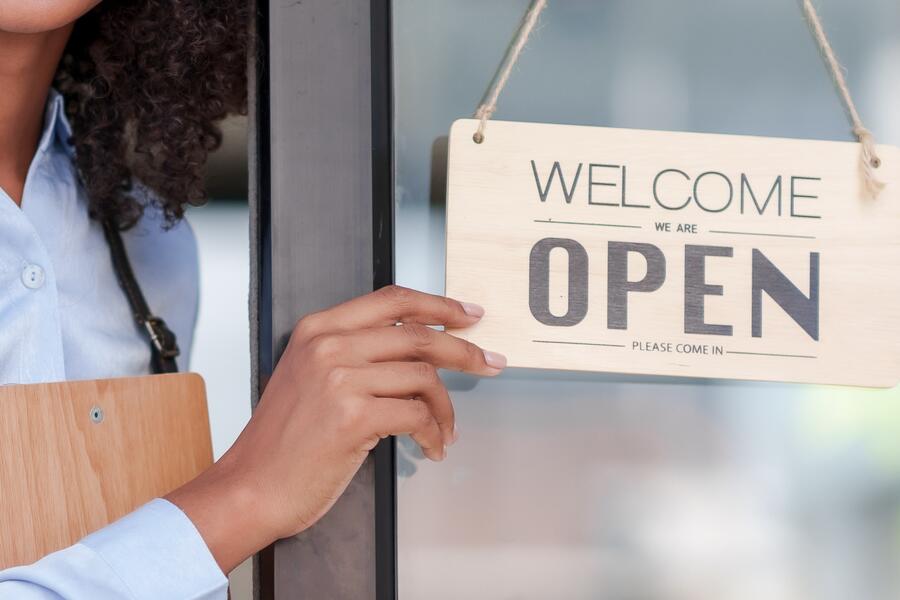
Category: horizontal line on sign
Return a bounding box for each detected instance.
[533,339,626,348]
[708,229,816,240]
[727,350,817,359]
[534,219,642,229]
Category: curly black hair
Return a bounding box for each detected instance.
[55,0,248,229]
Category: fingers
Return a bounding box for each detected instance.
[360,362,456,447]
[367,396,446,461]
[338,324,506,376]
[296,285,484,339]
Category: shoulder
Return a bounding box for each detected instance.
[121,203,199,288]
[121,202,200,370]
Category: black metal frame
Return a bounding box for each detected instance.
[252,0,397,597]
[249,0,273,595]
[370,0,398,597]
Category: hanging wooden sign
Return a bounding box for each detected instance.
[445,119,900,387]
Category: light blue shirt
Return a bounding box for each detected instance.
[0,500,226,599]
[0,90,198,384]
[0,91,227,597]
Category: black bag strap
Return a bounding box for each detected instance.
[102,220,180,374]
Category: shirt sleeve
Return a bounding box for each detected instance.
[0,498,228,600]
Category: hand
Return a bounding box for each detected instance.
[165,285,506,573]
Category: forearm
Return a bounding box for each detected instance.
[166,448,276,574]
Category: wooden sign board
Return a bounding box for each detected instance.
[445,119,900,387]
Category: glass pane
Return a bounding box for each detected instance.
[392,2,900,598]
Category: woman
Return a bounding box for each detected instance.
[0,1,506,597]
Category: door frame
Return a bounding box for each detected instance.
[250,0,397,598]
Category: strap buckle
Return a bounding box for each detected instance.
[143,316,181,360]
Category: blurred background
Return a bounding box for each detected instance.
[391,1,900,599]
[192,114,249,463]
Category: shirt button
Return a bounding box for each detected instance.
[22,264,46,290]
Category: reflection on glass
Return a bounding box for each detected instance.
[393,1,900,598]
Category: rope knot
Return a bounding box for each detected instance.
[473,105,497,143]
[851,125,885,197]
[852,126,881,168]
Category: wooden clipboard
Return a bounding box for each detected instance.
[0,373,213,568]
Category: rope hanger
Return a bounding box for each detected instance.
[472,0,885,198]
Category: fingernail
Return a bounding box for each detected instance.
[461,302,485,318]
[483,350,507,371]
[445,424,460,447]
[442,444,448,460]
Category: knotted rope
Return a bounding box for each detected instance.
[472,0,884,197]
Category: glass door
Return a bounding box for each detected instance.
[391,1,900,598]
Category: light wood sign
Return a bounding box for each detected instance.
[445,119,900,387]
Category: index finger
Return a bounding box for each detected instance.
[298,285,484,338]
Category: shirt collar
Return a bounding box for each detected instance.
[37,89,75,158]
